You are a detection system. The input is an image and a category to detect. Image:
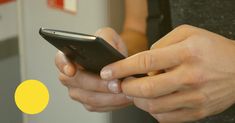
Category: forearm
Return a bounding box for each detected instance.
[121,0,148,56]
[120,29,148,56]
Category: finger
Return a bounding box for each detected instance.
[59,70,121,93]
[55,50,76,77]
[134,90,205,114]
[83,103,131,112]
[152,108,207,123]
[95,27,117,48]
[150,25,201,49]
[151,25,226,50]
[95,27,127,56]
[68,88,132,107]
[101,41,187,80]
[146,25,202,76]
[121,70,181,98]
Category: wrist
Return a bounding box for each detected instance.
[121,29,148,56]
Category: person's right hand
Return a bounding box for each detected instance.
[55,27,132,112]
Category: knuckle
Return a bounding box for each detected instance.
[105,27,116,34]
[74,72,90,89]
[80,94,90,104]
[84,105,98,112]
[140,82,155,97]
[97,80,108,92]
[181,41,199,62]
[75,75,85,88]
[183,69,205,88]
[84,95,101,107]
[100,27,114,32]
[175,24,193,32]
[187,93,207,107]
[68,89,79,101]
[193,94,207,106]
[146,100,156,113]
[138,51,154,72]
[193,109,207,120]
[182,35,209,62]
[95,27,117,38]
[72,91,96,106]
[58,74,69,86]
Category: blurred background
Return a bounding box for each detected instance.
[0,0,147,123]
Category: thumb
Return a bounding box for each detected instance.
[95,27,128,57]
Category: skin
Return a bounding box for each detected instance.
[100,25,235,123]
[55,0,148,112]
[55,0,235,122]
[55,28,131,112]
[120,0,148,55]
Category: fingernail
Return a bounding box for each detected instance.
[101,69,112,80]
[108,79,120,93]
[63,65,70,76]
[126,95,133,100]
[59,50,67,63]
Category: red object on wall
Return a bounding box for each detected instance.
[48,0,63,9]
[48,0,77,14]
[0,0,15,4]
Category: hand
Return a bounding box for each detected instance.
[55,27,131,112]
[100,25,235,122]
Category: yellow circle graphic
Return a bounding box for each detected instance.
[14,80,49,114]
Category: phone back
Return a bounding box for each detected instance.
[39,28,125,73]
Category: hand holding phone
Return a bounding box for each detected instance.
[51,28,133,112]
[39,28,126,73]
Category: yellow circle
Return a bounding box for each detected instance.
[14,80,49,114]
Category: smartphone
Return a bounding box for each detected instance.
[39,28,145,77]
[39,28,126,74]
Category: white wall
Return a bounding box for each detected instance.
[0,55,22,123]
[0,1,22,123]
[0,2,17,41]
[18,0,110,123]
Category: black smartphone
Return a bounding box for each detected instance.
[39,28,145,77]
[39,28,126,73]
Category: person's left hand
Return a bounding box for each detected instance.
[100,25,235,123]
[55,27,131,112]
